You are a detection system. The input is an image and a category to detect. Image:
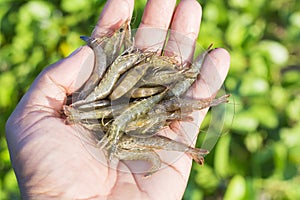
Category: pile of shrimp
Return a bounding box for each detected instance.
[63,21,229,176]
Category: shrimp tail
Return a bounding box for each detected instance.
[210,94,231,107]
[187,147,209,165]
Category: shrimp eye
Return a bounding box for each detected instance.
[120,27,124,32]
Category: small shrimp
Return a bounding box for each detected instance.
[110,53,178,100]
[73,24,129,105]
[116,134,209,176]
[77,44,107,100]
[100,89,168,160]
[103,20,131,65]
[125,110,192,137]
[161,94,230,112]
[109,62,151,100]
[143,55,180,76]
[130,86,165,98]
[167,45,212,97]
[63,104,128,122]
[84,51,144,103]
[140,70,184,86]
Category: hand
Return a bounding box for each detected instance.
[6,0,230,199]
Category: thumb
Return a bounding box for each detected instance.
[21,46,94,111]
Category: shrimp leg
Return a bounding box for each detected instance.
[101,89,168,160]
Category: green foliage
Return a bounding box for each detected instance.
[184,0,300,199]
[1,0,299,199]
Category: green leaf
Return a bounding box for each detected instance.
[3,169,19,197]
[195,165,220,194]
[214,134,230,177]
[0,72,16,107]
[258,40,289,65]
[286,98,300,122]
[231,110,259,132]
[224,175,246,200]
[244,132,263,152]
[249,105,278,129]
[280,123,300,148]
[272,142,287,178]
[61,0,90,13]
[25,1,52,19]
[270,86,290,109]
[239,75,269,96]
[225,14,253,47]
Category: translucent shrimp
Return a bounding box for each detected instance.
[130,86,165,98]
[100,89,168,160]
[161,94,231,112]
[77,23,130,100]
[167,45,212,97]
[125,110,192,137]
[83,51,144,103]
[109,62,151,100]
[116,134,209,176]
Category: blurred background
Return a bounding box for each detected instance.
[0,0,299,199]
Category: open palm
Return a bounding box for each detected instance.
[6,0,230,199]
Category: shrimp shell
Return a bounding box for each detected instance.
[101,89,168,159]
[77,43,107,100]
[130,86,165,98]
[161,94,230,112]
[125,110,192,137]
[140,70,184,86]
[109,62,151,100]
[116,134,209,176]
[167,46,212,97]
[63,104,128,122]
[84,51,144,103]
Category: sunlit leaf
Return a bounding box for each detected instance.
[214,134,230,177]
[280,123,300,148]
[61,0,90,12]
[272,142,287,178]
[225,13,253,47]
[249,105,278,128]
[286,99,300,122]
[0,72,16,107]
[239,75,269,96]
[231,110,259,132]
[195,165,220,193]
[258,40,289,65]
[224,175,246,200]
[25,1,52,19]
[244,132,263,152]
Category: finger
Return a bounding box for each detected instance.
[164,0,202,64]
[134,0,176,50]
[92,0,134,37]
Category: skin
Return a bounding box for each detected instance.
[5,0,230,199]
